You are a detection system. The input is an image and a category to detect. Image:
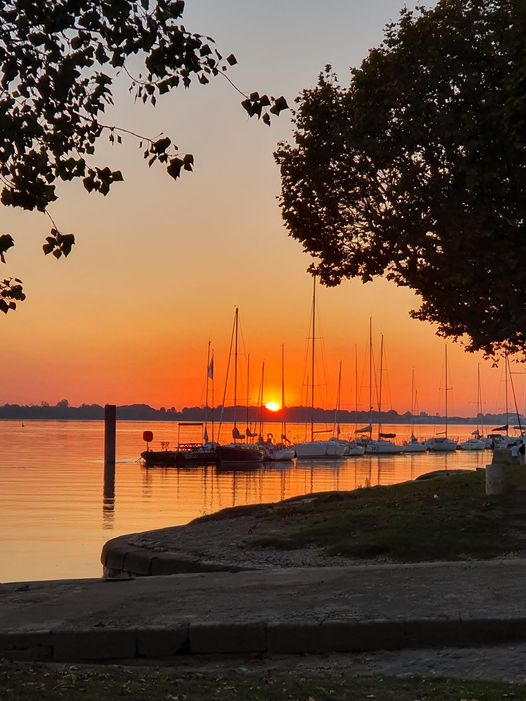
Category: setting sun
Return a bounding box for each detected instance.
[265,402,280,412]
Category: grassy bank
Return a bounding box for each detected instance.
[231,469,526,561]
[0,661,521,701]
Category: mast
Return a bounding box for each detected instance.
[246,353,250,438]
[211,348,215,444]
[204,340,211,443]
[355,344,358,416]
[477,363,483,437]
[311,275,316,443]
[378,334,384,440]
[444,345,450,439]
[368,317,373,440]
[410,367,415,436]
[281,344,286,441]
[505,354,509,436]
[259,361,265,438]
[233,306,239,443]
[334,361,342,437]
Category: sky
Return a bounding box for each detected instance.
[0,1,520,417]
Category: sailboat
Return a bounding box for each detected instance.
[401,369,426,453]
[295,276,347,459]
[365,331,400,455]
[216,307,264,465]
[425,345,457,452]
[259,346,295,461]
[459,365,486,450]
[331,361,365,456]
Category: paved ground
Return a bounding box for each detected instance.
[3,559,526,662]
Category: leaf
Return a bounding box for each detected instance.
[167,157,183,180]
[226,54,237,66]
[0,234,14,263]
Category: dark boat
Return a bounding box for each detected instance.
[216,444,264,464]
[142,443,217,467]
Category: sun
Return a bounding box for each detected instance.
[265,401,280,412]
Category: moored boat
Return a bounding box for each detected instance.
[425,436,457,452]
[216,443,264,464]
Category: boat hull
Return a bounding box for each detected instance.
[425,438,457,452]
[400,443,427,453]
[365,440,401,455]
[295,440,347,459]
[216,445,264,464]
[141,449,217,466]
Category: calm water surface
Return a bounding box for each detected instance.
[0,420,491,582]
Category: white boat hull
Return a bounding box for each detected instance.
[295,440,347,459]
[264,446,295,461]
[365,440,401,455]
[458,439,485,451]
[425,438,457,452]
[400,442,427,453]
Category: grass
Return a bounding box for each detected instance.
[237,469,526,561]
[0,661,523,701]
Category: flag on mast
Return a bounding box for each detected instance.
[208,354,214,380]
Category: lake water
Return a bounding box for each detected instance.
[0,420,493,583]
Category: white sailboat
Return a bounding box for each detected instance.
[426,345,457,452]
[459,365,486,450]
[401,370,426,453]
[330,361,365,456]
[295,277,347,460]
[259,349,295,462]
[365,331,400,455]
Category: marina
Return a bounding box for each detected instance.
[1,419,495,583]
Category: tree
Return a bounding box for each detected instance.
[0,0,287,313]
[275,0,526,357]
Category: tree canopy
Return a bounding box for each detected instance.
[275,0,526,357]
[0,0,287,313]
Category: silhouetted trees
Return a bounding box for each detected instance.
[276,0,526,356]
[0,1,287,312]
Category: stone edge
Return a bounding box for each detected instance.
[101,536,255,578]
[2,617,526,662]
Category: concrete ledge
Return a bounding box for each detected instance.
[102,535,255,578]
[4,617,526,661]
[190,622,267,654]
[136,626,189,658]
[52,630,137,661]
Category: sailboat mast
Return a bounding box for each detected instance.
[259,361,265,438]
[477,363,482,436]
[246,354,250,439]
[369,317,373,440]
[233,306,239,442]
[410,367,415,435]
[281,343,286,440]
[445,343,449,440]
[204,340,211,441]
[334,361,342,437]
[311,275,316,443]
[378,335,384,440]
[505,355,509,436]
[211,348,215,444]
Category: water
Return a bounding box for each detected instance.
[0,420,492,583]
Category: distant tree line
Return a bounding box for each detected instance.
[0,401,519,425]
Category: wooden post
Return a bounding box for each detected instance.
[104,404,116,497]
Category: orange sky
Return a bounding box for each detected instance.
[0,1,521,417]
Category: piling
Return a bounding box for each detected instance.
[104,404,116,495]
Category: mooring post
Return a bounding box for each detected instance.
[104,404,116,494]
